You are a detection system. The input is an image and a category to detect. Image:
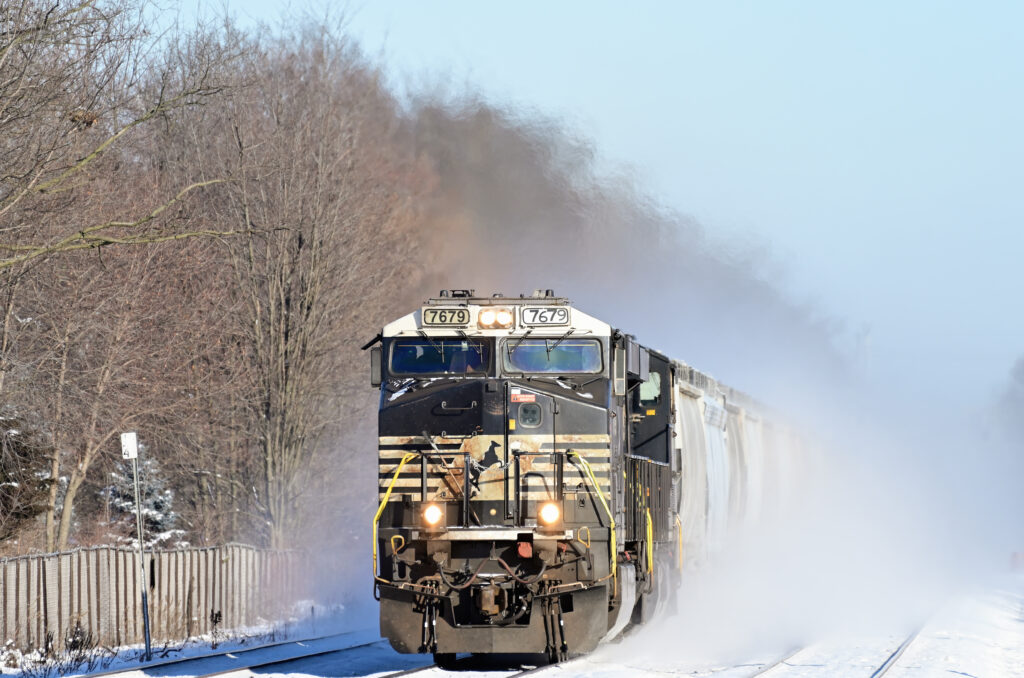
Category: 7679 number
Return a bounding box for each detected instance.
[423,308,470,325]
[521,307,569,325]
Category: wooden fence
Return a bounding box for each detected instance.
[0,544,308,652]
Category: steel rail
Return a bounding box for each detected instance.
[193,639,389,677]
[870,629,921,678]
[369,625,920,678]
[747,647,806,676]
[74,632,379,678]
[749,628,920,678]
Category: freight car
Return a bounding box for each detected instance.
[367,290,794,665]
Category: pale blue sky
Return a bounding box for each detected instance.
[202,1,1023,411]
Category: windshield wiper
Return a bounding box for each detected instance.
[417,330,444,356]
[545,328,575,356]
[469,338,487,360]
[507,329,533,358]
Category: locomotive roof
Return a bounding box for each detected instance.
[381,290,612,338]
[424,289,569,305]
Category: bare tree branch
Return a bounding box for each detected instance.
[0,179,248,269]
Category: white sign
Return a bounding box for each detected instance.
[120,431,138,460]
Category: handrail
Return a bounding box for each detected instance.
[675,514,683,571]
[568,450,617,586]
[645,508,654,574]
[418,449,473,526]
[372,452,417,583]
[440,399,477,411]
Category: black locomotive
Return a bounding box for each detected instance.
[367,290,780,664]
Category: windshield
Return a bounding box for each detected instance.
[390,338,491,375]
[502,338,603,374]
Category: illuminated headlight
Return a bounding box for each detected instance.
[478,308,514,329]
[423,504,444,527]
[539,502,561,525]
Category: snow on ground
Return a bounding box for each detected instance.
[262,645,431,678]
[10,577,1023,677]
[211,576,1024,678]
[887,578,1024,678]
[2,602,351,678]
[81,632,387,678]
[569,574,1024,678]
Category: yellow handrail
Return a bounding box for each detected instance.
[569,451,617,584]
[675,514,683,571]
[373,452,417,583]
[645,507,654,574]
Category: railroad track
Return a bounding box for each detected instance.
[79,629,563,678]
[190,642,560,678]
[81,628,923,678]
[869,629,920,678]
[192,638,391,677]
[379,627,922,678]
[748,628,921,677]
[77,631,385,678]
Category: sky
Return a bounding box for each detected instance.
[199,1,1024,413]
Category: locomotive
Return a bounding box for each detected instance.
[367,290,792,664]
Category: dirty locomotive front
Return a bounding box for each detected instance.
[367,290,786,664]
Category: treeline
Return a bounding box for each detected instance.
[0,2,437,553]
[0,0,849,556]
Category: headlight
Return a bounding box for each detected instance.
[478,308,514,329]
[539,502,560,525]
[423,504,444,526]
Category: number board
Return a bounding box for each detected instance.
[422,307,470,326]
[520,306,570,326]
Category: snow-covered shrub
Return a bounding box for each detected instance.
[99,456,185,548]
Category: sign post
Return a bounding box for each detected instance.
[121,432,152,661]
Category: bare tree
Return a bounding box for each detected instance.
[0,415,48,542]
[0,12,438,552]
[0,0,239,271]
[138,236,258,546]
[3,241,196,551]
[0,1,247,550]
[160,24,431,547]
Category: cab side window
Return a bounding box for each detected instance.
[638,371,661,406]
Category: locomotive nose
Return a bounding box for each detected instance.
[381,379,490,437]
